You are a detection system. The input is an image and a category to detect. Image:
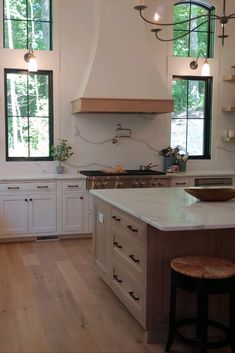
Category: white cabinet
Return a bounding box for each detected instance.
[0,196,28,234]
[0,182,57,237]
[61,181,85,234]
[29,194,57,234]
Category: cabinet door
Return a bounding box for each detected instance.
[0,196,28,235]
[61,193,84,233]
[29,194,57,234]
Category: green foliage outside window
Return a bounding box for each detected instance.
[6,70,53,160]
[4,0,52,49]
[173,2,215,58]
[171,77,211,158]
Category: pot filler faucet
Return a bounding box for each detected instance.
[140,163,159,171]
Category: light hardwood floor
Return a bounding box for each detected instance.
[0,239,228,353]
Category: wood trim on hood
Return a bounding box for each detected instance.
[71,97,174,114]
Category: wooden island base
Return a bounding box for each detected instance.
[93,197,235,343]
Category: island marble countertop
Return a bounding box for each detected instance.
[90,188,235,231]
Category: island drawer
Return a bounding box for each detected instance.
[111,207,146,243]
[111,259,146,326]
[112,228,146,279]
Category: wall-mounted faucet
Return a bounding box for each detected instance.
[112,124,132,144]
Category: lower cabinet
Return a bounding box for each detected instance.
[0,178,88,239]
[93,197,146,326]
[61,192,84,233]
[0,193,57,236]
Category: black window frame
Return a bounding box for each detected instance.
[3,0,53,50]
[173,0,215,58]
[5,68,54,162]
[172,75,212,160]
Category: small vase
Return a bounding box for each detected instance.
[56,166,64,174]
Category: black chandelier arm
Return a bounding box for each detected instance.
[154,19,209,42]
[139,9,213,27]
[228,14,235,18]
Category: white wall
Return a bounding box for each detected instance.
[0,0,235,175]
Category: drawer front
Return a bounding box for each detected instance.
[62,181,85,191]
[112,229,145,279]
[111,259,145,325]
[0,182,56,192]
[171,178,192,187]
[111,208,146,243]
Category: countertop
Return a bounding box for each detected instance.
[166,170,235,177]
[90,187,235,232]
[0,173,87,181]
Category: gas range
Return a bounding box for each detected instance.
[80,170,169,189]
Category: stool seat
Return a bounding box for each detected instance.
[166,255,235,353]
[171,255,235,279]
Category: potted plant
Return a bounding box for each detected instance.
[51,139,74,174]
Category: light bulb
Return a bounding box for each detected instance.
[201,58,210,76]
[154,11,160,22]
[28,57,38,72]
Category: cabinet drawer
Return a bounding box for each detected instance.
[171,178,192,187]
[112,229,145,279]
[62,181,85,191]
[112,259,145,325]
[0,182,56,192]
[111,208,146,243]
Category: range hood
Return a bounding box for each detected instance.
[71,0,174,114]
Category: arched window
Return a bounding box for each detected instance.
[173,1,215,58]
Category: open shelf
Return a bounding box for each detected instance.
[222,137,235,143]
[222,106,235,112]
[223,75,235,81]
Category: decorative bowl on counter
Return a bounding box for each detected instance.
[184,187,235,202]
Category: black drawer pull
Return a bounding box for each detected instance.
[113,274,122,283]
[37,185,49,189]
[67,185,79,188]
[8,186,19,190]
[112,215,121,222]
[129,254,140,263]
[127,225,138,232]
[113,241,123,249]
[176,182,186,186]
[129,291,140,301]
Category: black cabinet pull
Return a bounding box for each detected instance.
[8,186,19,190]
[129,254,140,263]
[113,274,122,283]
[36,185,49,189]
[68,185,79,188]
[127,225,138,232]
[112,215,121,222]
[25,199,28,202]
[129,291,140,301]
[113,241,123,249]
[29,198,32,202]
[80,196,83,200]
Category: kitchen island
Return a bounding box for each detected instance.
[90,187,235,343]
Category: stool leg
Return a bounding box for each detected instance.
[165,274,177,352]
[230,292,235,353]
[199,294,208,353]
[197,293,203,339]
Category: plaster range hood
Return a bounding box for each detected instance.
[71,0,174,114]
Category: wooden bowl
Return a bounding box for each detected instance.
[184,187,235,202]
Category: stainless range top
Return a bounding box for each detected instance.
[80,170,169,189]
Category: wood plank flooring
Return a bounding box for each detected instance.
[0,239,228,353]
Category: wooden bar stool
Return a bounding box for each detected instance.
[165,256,235,353]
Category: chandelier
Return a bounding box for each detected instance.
[134,0,235,46]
